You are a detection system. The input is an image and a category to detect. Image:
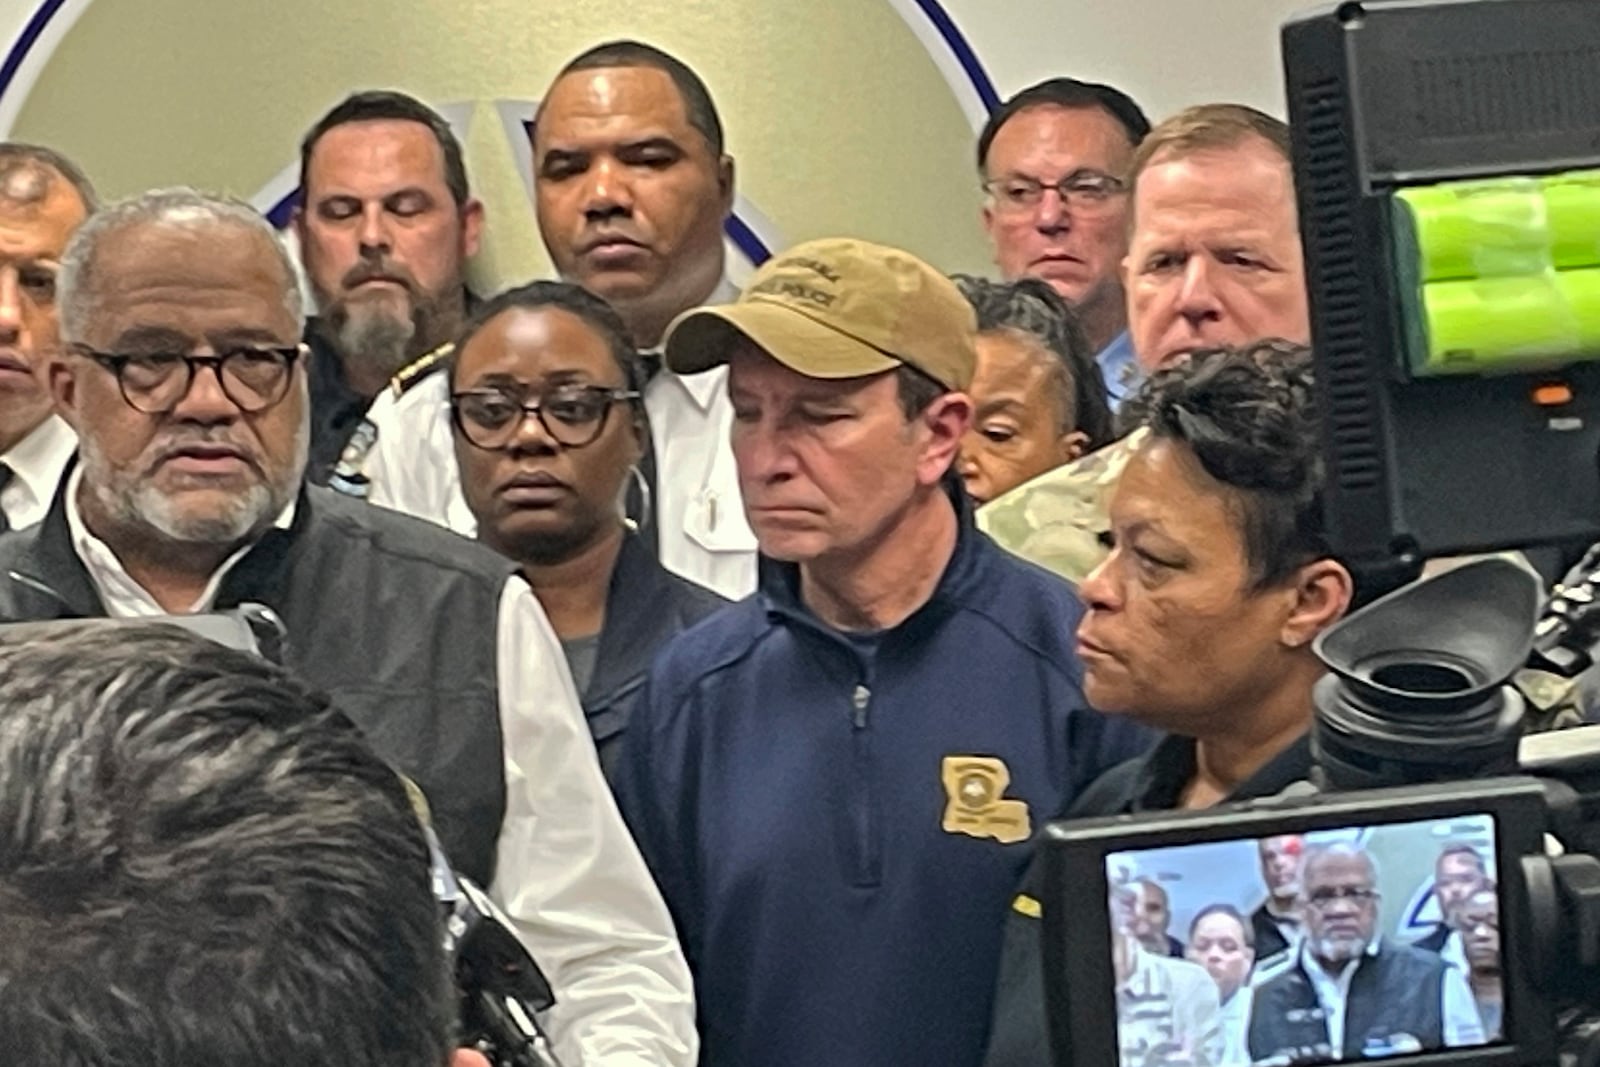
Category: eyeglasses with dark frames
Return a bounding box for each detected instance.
[1306,886,1379,909]
[982,170,1128,217]
[450,382,641,451]
[71,343,305,415]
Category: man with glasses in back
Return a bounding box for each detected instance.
[978,78,1150,410]
[1249,844,1484,1062]
[0,187,696,1067]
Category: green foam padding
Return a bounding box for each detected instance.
[1415,269,1600,373]
[1393,168,1600,375]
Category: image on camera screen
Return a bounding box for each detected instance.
[1102,815,1502,1067]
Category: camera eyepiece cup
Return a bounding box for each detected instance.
[1312,558,1541,790]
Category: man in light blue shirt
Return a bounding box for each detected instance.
[1093,328,1141,408]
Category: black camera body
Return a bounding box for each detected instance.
[1041,776,1564,1067]
[1036,1,1600,1063]
[1285,0,1600,572]
[1041,559,1600,1067]
[431,847,565,1067]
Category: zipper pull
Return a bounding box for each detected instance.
[707,490,718,532]
[851,684,870,727]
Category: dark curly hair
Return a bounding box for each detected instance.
[450,278,647,400]
[1123,339,1327,590]
[950,274,1116,450]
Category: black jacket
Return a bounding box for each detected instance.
[982,733,1315,1067]
[1249,938,1448,1060]
[305,306,468,489]
[1252,902,1298,961]
[1413,923,1451,955]
[583,530,725,783]
[305,321,370,486]
[0,477,512,884]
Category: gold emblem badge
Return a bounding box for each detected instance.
[941,756,1030,844]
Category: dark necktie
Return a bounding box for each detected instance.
[0,462,14,534]
[629,356,664,557]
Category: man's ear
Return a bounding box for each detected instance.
[1280,558,1354,649]
[47,350,82,432]
[460,198,486,261]
[919,391,973,488]
[450,1050,491,1067]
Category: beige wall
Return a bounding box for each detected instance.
[944,0,1309,120]
[3,0,992,291]
[0,0,1317,292]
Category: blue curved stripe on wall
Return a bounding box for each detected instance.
[0,0,67,101]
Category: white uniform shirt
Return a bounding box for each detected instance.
[63,470,698,1067]
[363,278,757,600]
[1,415,76,529]
[1216,987,1253,1066]
[1439,929,1469,975]
[1299,938,1485,1057]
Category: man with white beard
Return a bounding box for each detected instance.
[293,91,483,487]
[0,187,697,1067]
[1248,845,1483,1061]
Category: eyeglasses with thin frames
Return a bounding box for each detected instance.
[71,343,305,415]
[450,382,641,451]
[982,170,1128,217]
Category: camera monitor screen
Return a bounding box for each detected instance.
[1103,815,1502,1067]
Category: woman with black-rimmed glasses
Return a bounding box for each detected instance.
[448,280,725,783]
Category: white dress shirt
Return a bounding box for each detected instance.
[1,414,76,529]
[64,473,698,1067]
[363,278,757,600]
[1299,938,1485,1057]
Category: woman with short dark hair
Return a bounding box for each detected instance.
[449,281,725,783]
[983,341,1358,1066]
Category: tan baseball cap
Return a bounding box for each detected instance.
[662,237,977,390]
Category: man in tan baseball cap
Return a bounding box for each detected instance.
[664,236,978,388]
[619,237,1151,1067]
[662,236,976,572]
